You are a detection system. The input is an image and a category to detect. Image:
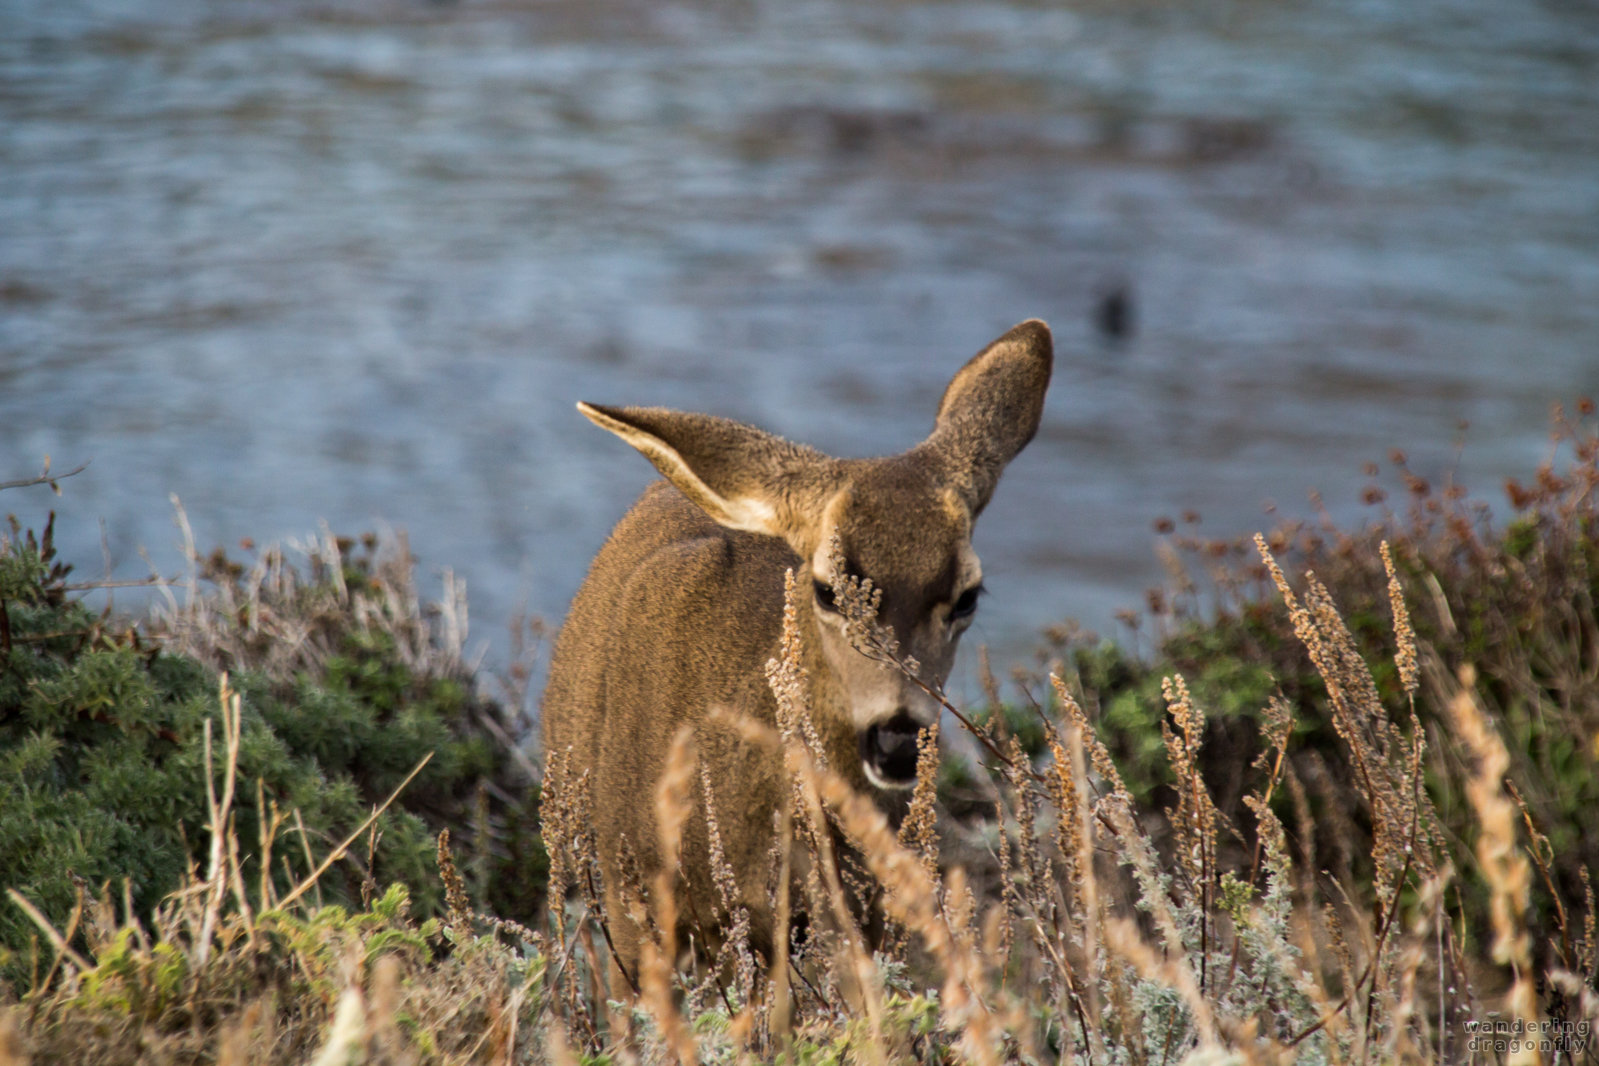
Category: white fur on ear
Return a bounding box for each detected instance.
[578,402,784,535]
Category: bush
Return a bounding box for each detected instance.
[0,512,544,990]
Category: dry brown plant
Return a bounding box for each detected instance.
[1380,541,1420,701]
[1442,665,1541,1066]
[637,727,701,1066]
[897,723,942,889]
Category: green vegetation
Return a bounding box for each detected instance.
[0,514,544,996]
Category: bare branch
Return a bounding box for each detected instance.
[0,456,90,494]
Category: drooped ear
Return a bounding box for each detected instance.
[922,319,1053,515]
[578,402,840,547]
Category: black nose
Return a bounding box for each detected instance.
[861,712,923,786]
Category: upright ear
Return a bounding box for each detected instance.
[578,403,840,548]
[922,319,1053,515]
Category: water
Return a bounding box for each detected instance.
[3,0,1597,698]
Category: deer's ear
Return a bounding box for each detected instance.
[579,402,841,546]
[921,320,1052,515]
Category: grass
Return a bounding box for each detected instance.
[2,405,1597,1063]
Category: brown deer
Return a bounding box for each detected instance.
[541,319,1052,985]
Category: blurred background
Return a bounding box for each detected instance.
[2,0,1596,695]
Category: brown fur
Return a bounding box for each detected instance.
[541,320,1053,981]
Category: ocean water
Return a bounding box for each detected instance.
[3,0,1596,700]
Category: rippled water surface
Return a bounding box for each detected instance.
[3,0,1597,688]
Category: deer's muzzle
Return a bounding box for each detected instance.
[860,712,922,790]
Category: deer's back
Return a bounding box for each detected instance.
[542,481,796,856]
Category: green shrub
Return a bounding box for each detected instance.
[0,512,544,989]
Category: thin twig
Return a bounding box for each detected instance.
[6,889,92,974]
[582,864,640,996]
[0,458,89,493]
[61,577,177,592]
[275,753,434,911]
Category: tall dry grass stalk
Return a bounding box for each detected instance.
[636,727,701,1066]
[1443,665,1541,1066]
[897,723,942,889]
[197,673,244,967]
[1380,541,1420,701]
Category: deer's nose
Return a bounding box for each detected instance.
[860,712,923,789]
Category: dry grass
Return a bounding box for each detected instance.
[151,510,474,687]
[5,470,1594,1062]
[1100,404,1599,980]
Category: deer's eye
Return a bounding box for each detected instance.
[950,585,982,621]
[813,579,839,613]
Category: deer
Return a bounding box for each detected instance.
[540,319,1052,990]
